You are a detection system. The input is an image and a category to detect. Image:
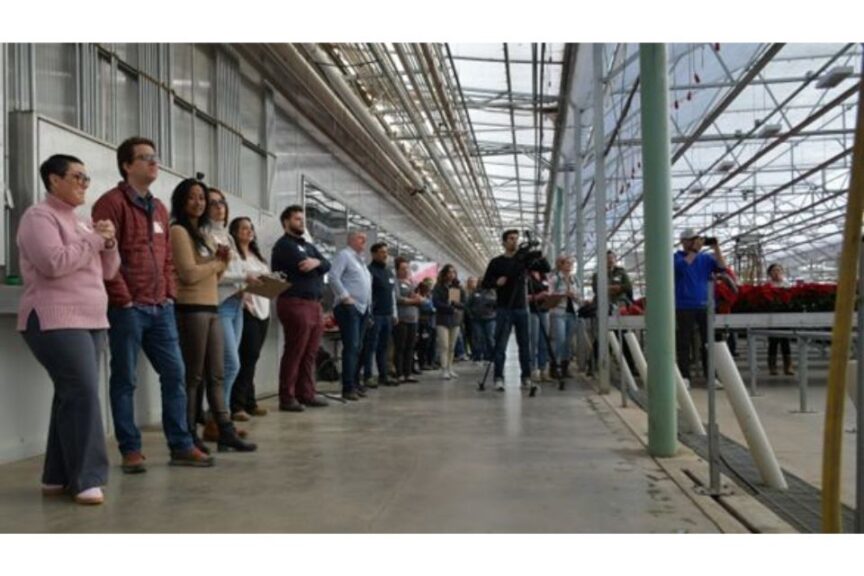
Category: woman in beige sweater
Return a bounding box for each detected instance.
[169,178,256,453]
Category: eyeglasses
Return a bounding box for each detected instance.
[134,154,160,164]
[67,172,91,185]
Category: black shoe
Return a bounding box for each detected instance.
[383,379,400,387]
[356,388,368,397]
[343,391,359,401]
[301,396,329,408]
[217,422,257,452]
[279,399,305,412]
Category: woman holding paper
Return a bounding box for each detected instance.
[230,216,272,417]
[432,264,465,380]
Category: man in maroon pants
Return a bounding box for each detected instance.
[271,205,332,412]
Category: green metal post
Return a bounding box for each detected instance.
[639,44,677,457]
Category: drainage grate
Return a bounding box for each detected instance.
[621,384,856,533]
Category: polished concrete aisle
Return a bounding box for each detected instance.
[0,363,718,533]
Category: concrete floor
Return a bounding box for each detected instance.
[0,350,719,533]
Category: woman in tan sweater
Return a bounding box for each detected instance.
[169,178,256,453]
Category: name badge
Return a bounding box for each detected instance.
[153,222,165,234]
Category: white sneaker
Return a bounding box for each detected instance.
[74,487,104,505]
[440,369,451,380]
[494,378,505,391]
[531,369,541,382]
[449,369,459,379]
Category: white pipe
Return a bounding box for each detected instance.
[623,331,705,435]
[609,331,639,393]
[624,331,648,387]
[673,365,707,436]
[714,342,788,490]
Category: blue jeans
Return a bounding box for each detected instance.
[363,314,393,381]
[334,303,366,394]
[529,311,550,371]
[551,312,576,364]
[107,303,192,454]
[471,318,496,361]
[218,295,244,408]
[493,308,531,380]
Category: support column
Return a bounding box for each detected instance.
[574,107,585,289]
[593,43,610,394]
[639,43,677,457]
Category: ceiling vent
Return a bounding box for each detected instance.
[816,66,854,89]
[758,123,782,137]
[716,160,736,173]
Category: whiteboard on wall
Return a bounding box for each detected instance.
[36,118,183,219]
[36,117,284,259]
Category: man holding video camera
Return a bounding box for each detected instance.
[674,228,727,383]
[481,229,535,391]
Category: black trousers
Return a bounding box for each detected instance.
[393,322,418,378]
[676,308,708,380]
[768,337,791,369]
[231,311,270,413]
[22,311,109,494]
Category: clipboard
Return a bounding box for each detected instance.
[539,293,568,311]
[244,275,292,299]
[448,287,462,304]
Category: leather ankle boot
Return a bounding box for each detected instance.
[217,422,257,452]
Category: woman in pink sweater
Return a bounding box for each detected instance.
[17,154,120,506]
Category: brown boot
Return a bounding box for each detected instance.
[202,418,219,442]
[783,357,795,376]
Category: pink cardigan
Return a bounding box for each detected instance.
[16,194,121,332]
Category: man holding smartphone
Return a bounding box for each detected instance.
[674,228,727,384]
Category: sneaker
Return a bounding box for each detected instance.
[531,369,540,382]
[441,368,451,380]
[494,378,505,391]
[279,399,305,412]
[121,451,146,474]
[301,396,330,408]
[356,387,368,397]
[448,369,459,379]
[74,487,104,506]
[521,377,533,389]
[170,446,215,467]
[41,484,66,496]
[231,410,251,422]
[540,369,549,382]
[404,376,419,383]
[249,406,269,417]
[343,391,360,401]
[364,378,379,389]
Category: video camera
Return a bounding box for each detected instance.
[514,231,550,272]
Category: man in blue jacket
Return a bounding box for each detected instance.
[675,228,727,382]
[364,241,399,387]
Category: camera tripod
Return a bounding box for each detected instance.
[477,267,565,397]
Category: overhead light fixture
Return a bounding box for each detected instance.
[816,66,854,89]
[758,123,782,137]
[688,185,704,194]
[715,160,736,173]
